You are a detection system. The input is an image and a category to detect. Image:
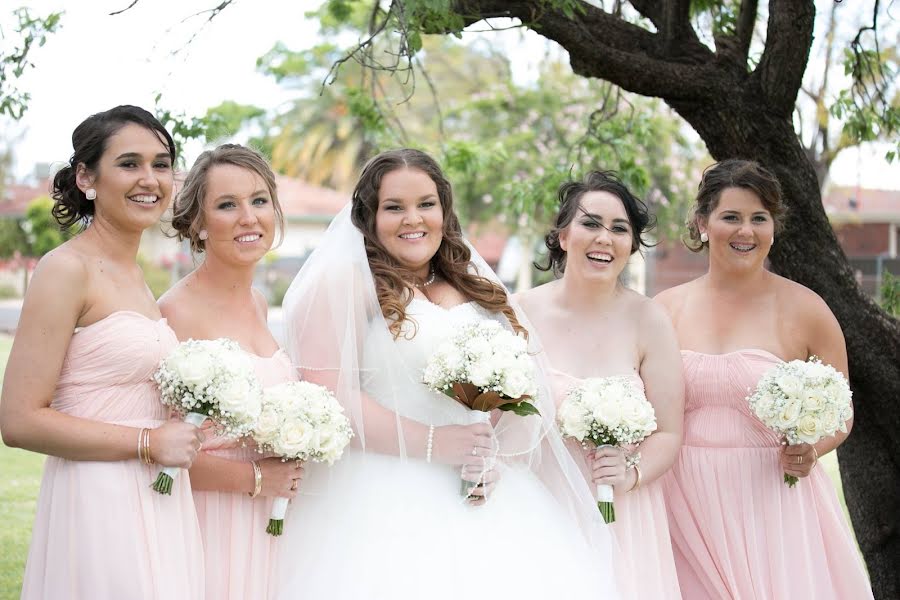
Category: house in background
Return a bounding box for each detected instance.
[646,186,900,297]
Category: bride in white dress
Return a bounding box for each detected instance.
[277,149,620,599]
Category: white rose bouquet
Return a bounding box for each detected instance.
[557,376,657,523]
[423,319,540,496]
[422,319,539,416]
[252,381,353,535]
[747,357,853,487]
[152,338,263,494]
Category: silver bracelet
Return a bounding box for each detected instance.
[425,425,435,463]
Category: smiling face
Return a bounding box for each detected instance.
[558,190,634,283]
[201,164,275,267]
[374,167,444,279]
[700,186,774,271]
[77,123,173,232]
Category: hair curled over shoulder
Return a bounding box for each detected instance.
[685,159,787,252]
[171,144,284,253]
[350,148,525,339]
[51,105,176,231]
[537,170,655,278]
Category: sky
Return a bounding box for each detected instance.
[3,0,899,191]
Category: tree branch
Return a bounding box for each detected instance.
[754,0,815,116]
[449,0,718,101]
[734,0,759,66]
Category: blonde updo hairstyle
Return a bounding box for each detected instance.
[685,159,787,252]
[172,144,284,253]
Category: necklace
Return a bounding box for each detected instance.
[416,267,436,288]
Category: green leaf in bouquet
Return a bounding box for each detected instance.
[497,401,541,417]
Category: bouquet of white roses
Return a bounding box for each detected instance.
[557,376,657,523]
[423,319,539,416]
[152,338,263,494]
[747,357,852,487]
[252,381,353,535]
[423,319,540,496]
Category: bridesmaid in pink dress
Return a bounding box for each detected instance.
[517,171,684,599]
[160,144,302,600]
[655,159,873,599]
[0,106,205,599]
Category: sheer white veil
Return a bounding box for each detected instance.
[282,202,615,559]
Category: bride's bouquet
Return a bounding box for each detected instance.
[557,376,657,523]
[422,319,539,416]
[423,319,540,496]
[252,381,353,535]
[747,357,852,487]
[152,338,263,494]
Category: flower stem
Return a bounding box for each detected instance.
[266,519,284,536]
[784,473,799,487]
[152,472,174,495]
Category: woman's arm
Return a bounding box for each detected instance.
[631,300,685,487]
[0,253,200,465]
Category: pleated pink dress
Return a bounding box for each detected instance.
[192,348,297,600]
[21,311,204,600]
[665,349,873,600]
[550,369,683,600]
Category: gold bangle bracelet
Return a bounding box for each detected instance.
[628,465,642,493]
[249,460,263,498]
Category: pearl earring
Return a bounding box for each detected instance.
[700,232,709,243]
[198,230,208,241]
[85,188,97,201]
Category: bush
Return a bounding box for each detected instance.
[0,283,18,299]
[880,271,899,318]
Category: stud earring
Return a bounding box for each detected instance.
[198,230,208,241]
[85,188,97,201]
[700,232,709,243]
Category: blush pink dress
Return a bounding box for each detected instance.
[665,350,873,600]
[20,311,204,600]
[550,369,682,600]
[192,349,298,600]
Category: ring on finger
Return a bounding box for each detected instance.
[797,455,803,465]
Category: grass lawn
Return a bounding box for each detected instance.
[0,335,46,600]
[0,333,860,598]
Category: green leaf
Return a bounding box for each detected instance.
[498,401,541,417]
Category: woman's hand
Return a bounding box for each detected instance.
[781,442,817,480]
[431,422,496,466]
[462,464,500,507]
[588,446,629,492]
[258,457,305,499]
[149,419,204,468]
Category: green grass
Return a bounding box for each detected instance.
[0,335,46,600]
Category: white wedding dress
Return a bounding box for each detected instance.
[274,298,620,599]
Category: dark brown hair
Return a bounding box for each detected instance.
[537,170,655,277]
[350,148,524,338]
[171,144,284,253]
[685,159,786,252]
[51,105,176,231]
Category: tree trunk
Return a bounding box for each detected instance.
[668,95,900,598]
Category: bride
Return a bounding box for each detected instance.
[277,149,620,599]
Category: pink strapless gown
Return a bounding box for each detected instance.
[550,369,682,600]
[20,311,204,600]
[192,349,297,600]
[666,350,873,600]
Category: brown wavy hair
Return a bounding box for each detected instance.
[350,148,525,339]
[685,159,787,252]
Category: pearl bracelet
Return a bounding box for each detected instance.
[249,460,263,498]
[425,425,435,463]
